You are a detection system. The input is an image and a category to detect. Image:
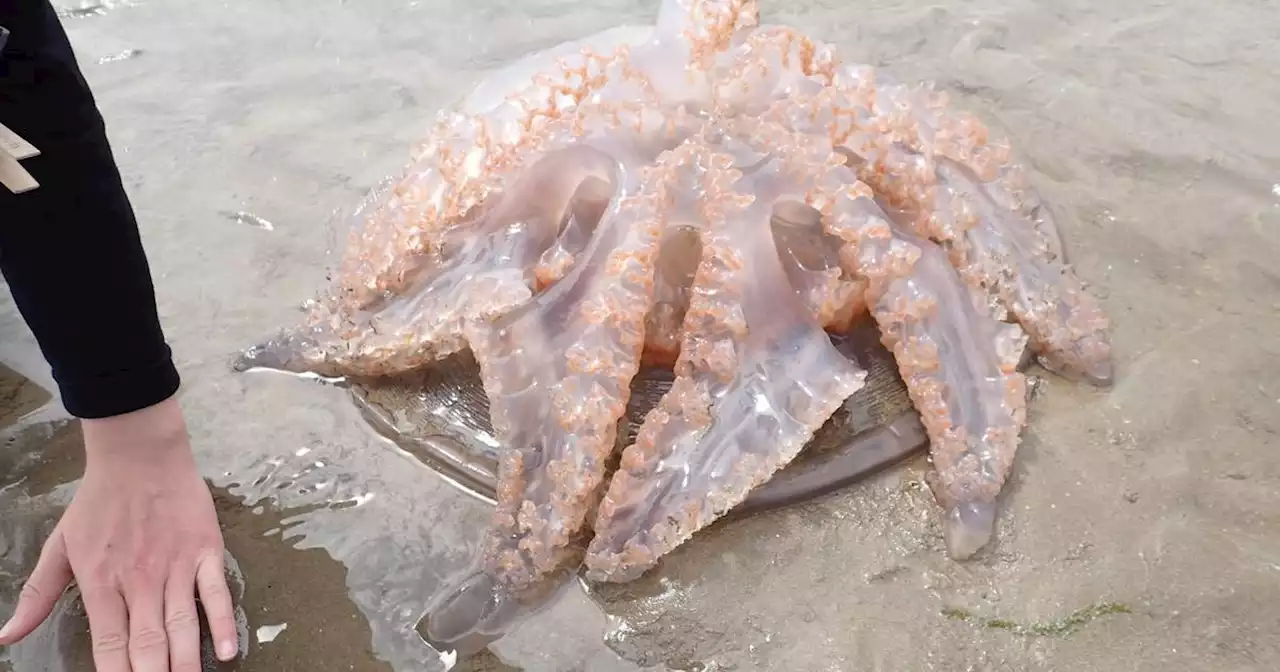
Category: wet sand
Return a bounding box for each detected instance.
[3,0,1280,670]
[0,366,392,672]
[0,365,49,431]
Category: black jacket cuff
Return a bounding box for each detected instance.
[55,347,181,419]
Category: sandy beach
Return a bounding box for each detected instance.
[3,0,1279,670]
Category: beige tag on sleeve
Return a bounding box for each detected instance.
[0,122,40,194]
[0,122,40,160]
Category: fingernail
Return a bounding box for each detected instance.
[217,639,237,660]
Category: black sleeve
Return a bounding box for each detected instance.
[0,0,180,419]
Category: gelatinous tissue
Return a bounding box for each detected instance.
[236,0,1113,654]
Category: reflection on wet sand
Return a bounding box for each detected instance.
[207,489,390,672]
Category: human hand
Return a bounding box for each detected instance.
[0,396,239,671]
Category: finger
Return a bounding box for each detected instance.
[124,579,170,672]
[0,532,73,645]
[163,563,200,672]
[79,583,132,672]
[194,552,237,661]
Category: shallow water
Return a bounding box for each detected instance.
[3,0,1280,670]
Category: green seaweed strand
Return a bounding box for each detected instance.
[942,602,1132,638]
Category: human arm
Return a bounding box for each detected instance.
[0,2,239,670]
[0,0,176,416]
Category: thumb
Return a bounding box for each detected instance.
[0,531,73,645]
